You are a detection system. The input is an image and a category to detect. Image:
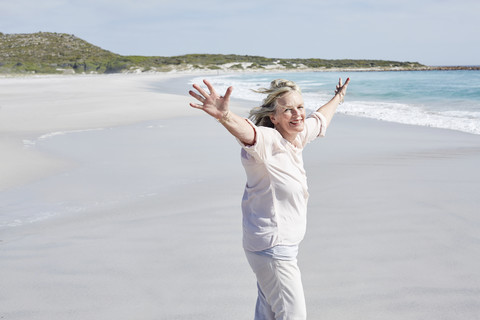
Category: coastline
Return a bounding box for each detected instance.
[1,64,479,79]
[1,72,480,319]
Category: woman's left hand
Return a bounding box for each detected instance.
[334,77,350,103]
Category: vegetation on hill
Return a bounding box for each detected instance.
[0,32,428,74]
[0,32,121,73]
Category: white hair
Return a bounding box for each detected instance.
[248,79,301,127]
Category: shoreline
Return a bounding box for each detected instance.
[1,64,479,79]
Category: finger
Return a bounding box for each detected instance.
[192,83,209,98]
[223,86,234,101]
[203,79,217,96]
[189,102,203,109]
[189,90,205,102]
[341,78,350,92]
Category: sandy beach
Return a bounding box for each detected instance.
[1,73,479,320]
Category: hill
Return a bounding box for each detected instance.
[0,32,122,73]
[0,32,427,74]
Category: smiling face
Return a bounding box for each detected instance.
[270,91,306,143]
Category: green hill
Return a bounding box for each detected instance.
[0,32,426,74]
[0,32,124,73]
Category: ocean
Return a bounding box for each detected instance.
[190,70,480,135]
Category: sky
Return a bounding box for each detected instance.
[1,0,479,66]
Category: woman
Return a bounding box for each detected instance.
[189,77,350,320]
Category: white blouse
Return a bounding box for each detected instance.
[238,112,327,252]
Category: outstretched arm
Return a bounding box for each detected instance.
[189,79,256,146]
[316,77,350,128]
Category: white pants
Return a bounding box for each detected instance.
[245,250,307,320]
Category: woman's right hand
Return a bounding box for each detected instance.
[189,79,233,120]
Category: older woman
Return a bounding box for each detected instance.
[189,77,349,320]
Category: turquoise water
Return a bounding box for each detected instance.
[191,70,480,135]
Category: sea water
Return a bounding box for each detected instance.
[191,70,480,135]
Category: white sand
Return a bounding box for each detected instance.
[0,73,198,191]
[1,74,479,319]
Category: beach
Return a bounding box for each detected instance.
[1,73,480,319]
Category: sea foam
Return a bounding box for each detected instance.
[191,72,480,135]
